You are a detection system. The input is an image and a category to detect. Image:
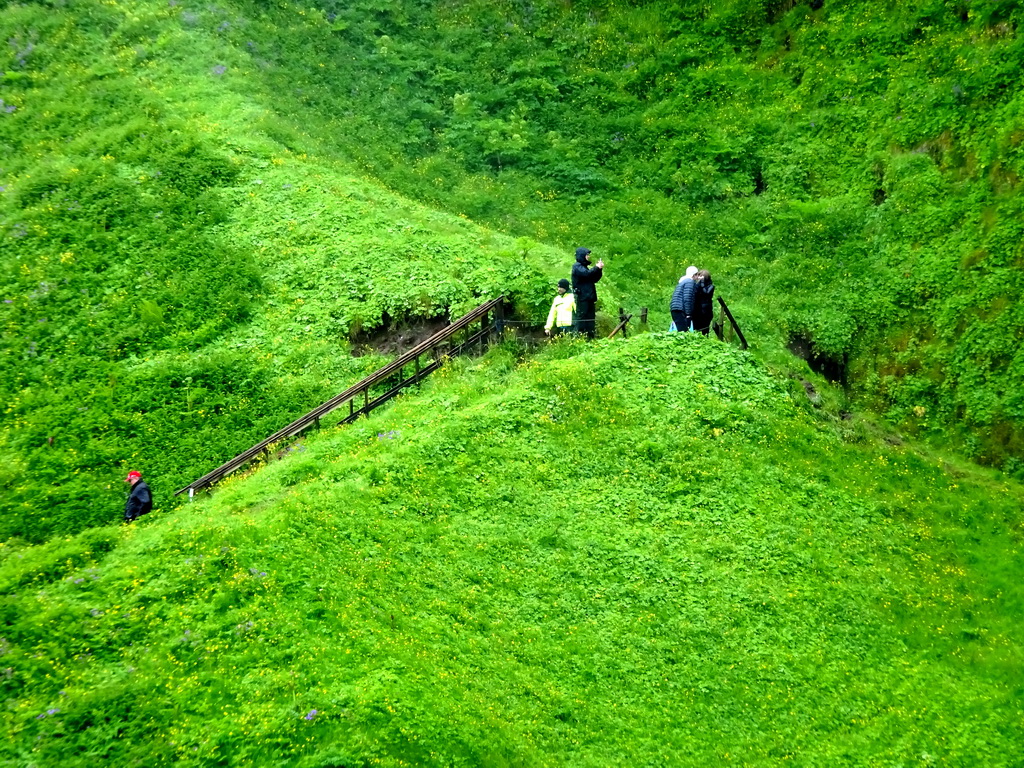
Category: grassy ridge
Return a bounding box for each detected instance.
[1,3,1022,763]
[2,335,1021,765]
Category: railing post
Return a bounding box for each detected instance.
[717,297,748,350]
[619,307,628,339]
[481,310,488,353]
[495,300,505,336]
[607,314,632,339]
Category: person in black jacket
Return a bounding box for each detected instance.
[571,247,604,339]
[669,266,698,332]
[693,269,715,336]
[124,470,153,522]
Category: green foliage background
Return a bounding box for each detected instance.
[0,0,559,540]
[1,0,1023,764]
[229,0,1024,468]
[3,0,1024,537]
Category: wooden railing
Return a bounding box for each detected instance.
[613,299,745,349]
[174,292,746,498]
[715,296,748,350]
[608,306,634,339]
[174,296,506,498]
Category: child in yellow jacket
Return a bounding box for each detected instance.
[545,278,576,337]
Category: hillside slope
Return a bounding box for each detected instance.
[1,3,1022,763]
[172,0,1024,468]
[2,335,1021,766]
[4,0,1024,541]
[0,0,556,541]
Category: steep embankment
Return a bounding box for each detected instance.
[2,335,1021,766]
[0,0,554,541]
[175,0,1023,469]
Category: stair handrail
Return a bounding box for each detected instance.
[174,296,505,497]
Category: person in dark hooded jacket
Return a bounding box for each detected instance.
[571,247,603,339]
[693,269,715,335]
[123,470,153,522]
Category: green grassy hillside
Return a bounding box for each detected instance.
[193,0,1024,469]
[0,0,557,541]
[2,335,1021,765]
[3,0,1024,540]
[2,1,1024,764]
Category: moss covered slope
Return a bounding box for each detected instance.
[2,335,1021,765]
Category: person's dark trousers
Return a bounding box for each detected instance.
[671,310,692,332]
[694,322,711,336]
[576,299,597,339]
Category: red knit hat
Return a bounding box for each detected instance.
[125,470,142,482]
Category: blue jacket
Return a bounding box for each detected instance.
[670,277,696,317]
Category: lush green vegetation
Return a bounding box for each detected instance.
[3,335,1021,765]
[0,0,557,541]
[2,0,1023,763]
[3,0,1023,538]
[222,0,1024,469]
